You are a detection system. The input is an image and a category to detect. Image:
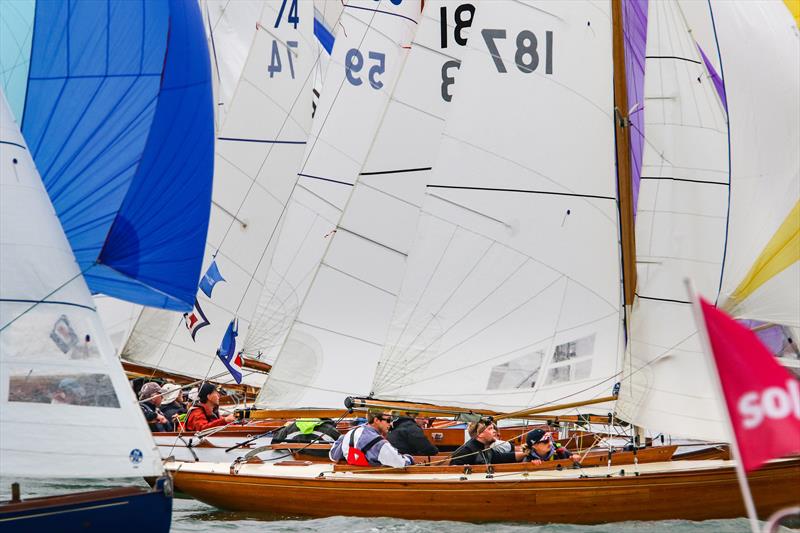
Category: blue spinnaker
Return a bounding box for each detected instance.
[17,0,213,311]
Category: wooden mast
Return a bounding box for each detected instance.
[611,0,637,306]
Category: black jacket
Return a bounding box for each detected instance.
[449,437,517,465]
[141,401,173,432]
[161,401,187,423]
[387,417,439,456]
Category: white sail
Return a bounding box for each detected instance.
[0,90,162,478]
[202,0,265,130]
[122,0,320,387]
[615,0,730,441]
[255,0,423,408]
[713,1,799,327]
[371,0,623,412]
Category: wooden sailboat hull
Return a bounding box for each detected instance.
[169,458,799,523]
[0,478,172,533]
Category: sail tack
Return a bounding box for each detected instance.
[0,89,162,479]
[13,0,214,312]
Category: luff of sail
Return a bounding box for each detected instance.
[122,0,320,388]
[0,89,162,479]
[256,0,423,408]
[12,0,214,312]
[615,0,730,441]
[372,0,624,413]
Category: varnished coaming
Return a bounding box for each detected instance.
[170,458,800,523]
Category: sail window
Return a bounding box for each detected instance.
[545,334,596,385]
[486,351,544,390]
[8,372,121,408]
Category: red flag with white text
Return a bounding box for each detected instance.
[698,297,800,471]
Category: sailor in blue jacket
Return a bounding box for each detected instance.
[330,411,414,468]
[523,429,580,464]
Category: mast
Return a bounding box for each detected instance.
[611,0,637,306]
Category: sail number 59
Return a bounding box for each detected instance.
[482,29,553,74]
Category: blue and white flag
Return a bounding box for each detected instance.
[199,260,225,298]
[216,318,242,384]
[183,299,210,341]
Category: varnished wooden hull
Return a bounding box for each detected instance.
[169,458,800,523]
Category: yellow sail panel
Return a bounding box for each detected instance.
[727,200,800,307]
[784,0,800,27]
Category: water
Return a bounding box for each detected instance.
[2,477,797,532]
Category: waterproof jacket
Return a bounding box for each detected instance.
[387,417,438,456]
[449,437,518,465]
[141,401,173,432]
[272,418,340,444]
[161,401,187,423]
[185,403,227,432]
[329,424,413,468]
[525,442,573,462]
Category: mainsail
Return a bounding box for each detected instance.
[0,89,162,478]
[8,0,215,312]
[122,0,322,387]
[256,0,423,407]
[372,0,625,412]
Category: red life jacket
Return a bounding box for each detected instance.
[346,429,383,466]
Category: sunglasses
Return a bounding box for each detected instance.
[375,415,393,422]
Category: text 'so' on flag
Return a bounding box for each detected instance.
[698,297,800,471]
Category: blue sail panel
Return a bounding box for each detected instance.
[96,0,214,310]
[20,0,213,312]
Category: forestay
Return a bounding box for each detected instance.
[256,0,422,408]
[123,0,321,387]
[372,1,624,412]
[0,90,162,478]
[615,0,730,441]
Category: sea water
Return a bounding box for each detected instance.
[1,477,797,532]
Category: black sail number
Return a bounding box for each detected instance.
[482,28,554,74]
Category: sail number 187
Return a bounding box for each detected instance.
[482,29,553,74]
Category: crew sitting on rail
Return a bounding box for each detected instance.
[185,383,235,432]
[329,410,414,468]
[523,429,580,464]
[271,418,341,457]
[388,413,439,457]
[139,381,173,432]
[449,418,525,465]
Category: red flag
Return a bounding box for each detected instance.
[699,297,800,471]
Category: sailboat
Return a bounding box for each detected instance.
[165,0,800,522]
[0,87,172,531]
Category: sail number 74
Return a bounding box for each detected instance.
[482,29,553,74]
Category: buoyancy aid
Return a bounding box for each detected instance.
[346,428,383,466]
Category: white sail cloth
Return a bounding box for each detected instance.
[617,0,799,442]
[0,90,162,478]
[371,0,624,412]
[122,0,320,387]
[616,0,730,441]
[256,0,423,408]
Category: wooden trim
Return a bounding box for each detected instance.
[611,0,637,305]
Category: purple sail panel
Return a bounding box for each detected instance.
[697,44,728,112]
[622,0,648,216]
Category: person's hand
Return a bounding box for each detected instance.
[223,413,235,423]
[156,414,168,424]
[531,458,543,465]
[571,455,581,463]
